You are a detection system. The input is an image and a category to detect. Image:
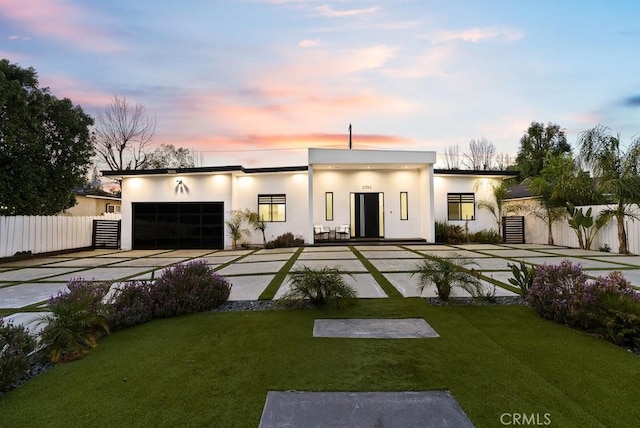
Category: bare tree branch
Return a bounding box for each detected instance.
[464,138,496,170]
[443,144,461,169]
[94,95,156,170]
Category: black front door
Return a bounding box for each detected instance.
[353,193,382,238]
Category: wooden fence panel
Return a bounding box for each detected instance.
[0,214,121,258]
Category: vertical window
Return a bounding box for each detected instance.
[447,193,475,221]
[325,192,333,221]
[400,192,408,220]
[258,194,286,222]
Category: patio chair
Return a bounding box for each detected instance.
[336,224,351,240]
[314,224,330,240]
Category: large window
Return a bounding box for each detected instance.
[258,194,286,222]
[447,193,475,221]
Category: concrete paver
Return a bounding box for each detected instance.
[217,260,287,276]
[341,274,387,298]
[479,249,549,258]
[292,259,367,272]
[298,250,356,260]
[227,275,274,300]
[259,391,474,428]
[358,250,422,259]
[0,283,69,308]
[46,267,153,281]
[2,312,49,334]
[525,256,627,269]
[45,257,129,267]
[368,258,421,272]
[0,267,85,282]
[0,258,74,268]
[313,318,439,338]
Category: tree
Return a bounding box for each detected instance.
[94,95,156,170]
[577,125,640,254]
[476,179,515,238]
[515,122,571,179]
[525,155,575,245]
[464,138,496,170]
[144,144,196,169]
[225,211,250,250]
[0,59,94,215]
[442,144,462,169]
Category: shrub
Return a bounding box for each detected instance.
[527,260,588,323]
[150,260,232,318]
[39,280,112,363]
[109,281,154,330]
[507,260,536,297]
[268,232,304,248]
[599,243,611,253]
[412,254,481,302]
[470,229,501,244]
[435,221,466,244]
[569,271,640,346]
[280,265,357,308]
[0,319,37,391]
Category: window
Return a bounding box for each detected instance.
[447,193,475,221]
[325,192,333,221]
[106,203,121,214]
[258,194,286,222]
[400,192,408,220]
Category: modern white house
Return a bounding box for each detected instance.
[103,148,518,250]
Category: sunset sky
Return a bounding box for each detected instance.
[1,0,639,168]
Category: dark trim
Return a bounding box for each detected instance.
[102,165,308,177]
[434,169,520,178]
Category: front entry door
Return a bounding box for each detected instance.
[351,192,384,238]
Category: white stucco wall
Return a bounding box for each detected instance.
[433,175,503,233]
[233,171,309,245]
[312,169,426,239]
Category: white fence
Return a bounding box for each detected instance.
[519,204,640,254]
[0,214,122,258]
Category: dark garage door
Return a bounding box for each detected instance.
[133,202,224,249]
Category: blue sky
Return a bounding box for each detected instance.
[1,0,639,167]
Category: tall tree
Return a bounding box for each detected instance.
[442,144,462,169]
[144,144,196,169]
[464,138,496,170]
[94,95,156,170]
[524,155,572,245]
[0,59,94,215]
[515,122,571,179]
[577,125,640,254]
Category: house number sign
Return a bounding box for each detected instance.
[362,185,372,190]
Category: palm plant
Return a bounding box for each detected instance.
[280,265,357,308]
[578,125,640,254]
[38,290,111,363]
[412,254,482,301]
[476,179,514,238]
[225,210,250,250]
[243,209,267,246]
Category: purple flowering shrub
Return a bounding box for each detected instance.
[527,260,588,323]
[0,319,37,391]
[109,281,154,330]
[528,262,640,348]
[150,260,232,318]
[570,271,640,346]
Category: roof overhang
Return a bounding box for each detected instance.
[308,148,436,170]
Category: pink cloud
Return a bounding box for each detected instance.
[298,39,321,47]
[432,27,524,44]
[313,5,379,18]
[39,75,115,109]
[0,0,122,52]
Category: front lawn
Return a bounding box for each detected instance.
[1,299,638,427]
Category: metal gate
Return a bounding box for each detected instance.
[502,216,525,244]
[93,220,121,249]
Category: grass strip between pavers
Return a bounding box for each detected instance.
[212,249,259,273]
[349,245,403,298]
[258,246,304,300]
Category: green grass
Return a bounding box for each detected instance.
[1,300,639,427]
[349,246,403,298]
[258,247,304,300]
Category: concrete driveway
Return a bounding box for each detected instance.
[3,243,640,331]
